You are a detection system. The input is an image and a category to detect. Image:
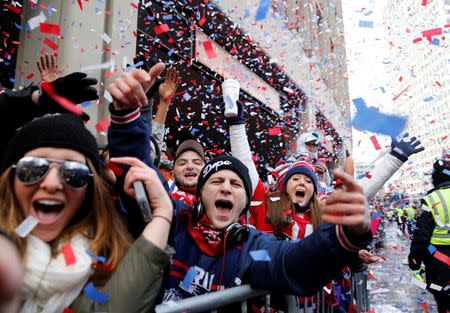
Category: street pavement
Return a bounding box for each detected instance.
[369,223,437,313]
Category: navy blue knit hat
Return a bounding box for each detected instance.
[196,155,252,210]
[279,160,318,194]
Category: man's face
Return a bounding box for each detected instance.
[200,170,247,229]
[173,150,205,193]
[305,141,317,155]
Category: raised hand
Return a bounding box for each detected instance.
[36,53,64,82]
[109,157,173,219]
[225,99,245,125]
[158,67,181,102]
[358,249,379,264]
[108,62,166,110]
[321,170,370,237]
[390,133,425,162]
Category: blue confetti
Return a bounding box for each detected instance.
[359,20,374,28]
[243,9,250,19]
[423,96,433,102]
[351,98,407,137]
[428,244,437,255]
[183,93,191,101]
[250,249,271,261]
[163,14,173,20]
[443,169,450,177]
[181,266,197,290]
[126,60,144,72]
[85,249,107,264]
[255,0,271,21]
[432,38,440,46]
[83,282,110,304]
[80,101,92,107]
[167,48,174,56]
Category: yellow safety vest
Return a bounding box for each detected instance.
[424,188,450,245]
[405,207,415,220]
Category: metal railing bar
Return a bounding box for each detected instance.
[155,285,267,313]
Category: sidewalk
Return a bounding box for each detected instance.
[369,224,436,312]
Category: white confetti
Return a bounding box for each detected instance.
[15,216,39,238]
[28,11,46,30]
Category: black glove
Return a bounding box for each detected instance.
[225,99,245,126]
[38,72,98,120]
[390,133,425,162]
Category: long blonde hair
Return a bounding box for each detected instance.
[0,159,131,284]
[266,184,322,239]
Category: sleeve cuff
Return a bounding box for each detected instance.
[109,105,141,124]
[336,225,372,252]
[135,235,173,267]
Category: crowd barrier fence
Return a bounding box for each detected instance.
[155,272,370,313]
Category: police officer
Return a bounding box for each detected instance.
[409,158,450,312]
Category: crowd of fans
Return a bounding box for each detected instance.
[0,52,448,313]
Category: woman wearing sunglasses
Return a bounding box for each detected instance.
[0,114,173,313]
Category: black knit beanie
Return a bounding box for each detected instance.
[196,155,252,210]
[432,159,450,186]
[2,114,100,172]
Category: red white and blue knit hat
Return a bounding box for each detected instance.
[278,160,318,193]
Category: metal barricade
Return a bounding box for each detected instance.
[351,271,370,312]
[155,273,369,313]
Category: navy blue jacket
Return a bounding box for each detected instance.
[107,106,187,238]
[159,212,372,303]
[107,108,372,301]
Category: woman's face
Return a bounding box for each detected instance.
[286,173,315,206]
[14,147,88,242]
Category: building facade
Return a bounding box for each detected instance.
[381,0,450,193]
[2,0,352,173]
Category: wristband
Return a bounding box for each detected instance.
[152,215,172,225]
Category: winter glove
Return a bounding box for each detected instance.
[225,99,245,125]
[390,133,425,162]
[38,72,98,120]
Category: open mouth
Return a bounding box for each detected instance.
[295,190,306,198]
[33,200,64,224]
[215,199,233,216]
[184,172,197,178]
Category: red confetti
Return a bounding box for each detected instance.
[40,82,84,116]
[433,250,450,266]
[107,162,124,177]
[153,24,170,35]
[422,28,442,42]
[43,37,58,51]
[26,73,34,80]
[365,172,372,179]
[61,243,76,266]
[3,4,21,14]
[95,118,110,133]
[413,37,423,44]
[40,23,61,35]
[63,308,75,313]
[367,271,376,280]
[369,135,381,150]
[77,0,83,10]
[198,14,206,26]
[268,127,281,136]
[202,40,217,59]
[130,2,138,9]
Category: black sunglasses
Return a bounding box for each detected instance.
[13,156,92,189]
